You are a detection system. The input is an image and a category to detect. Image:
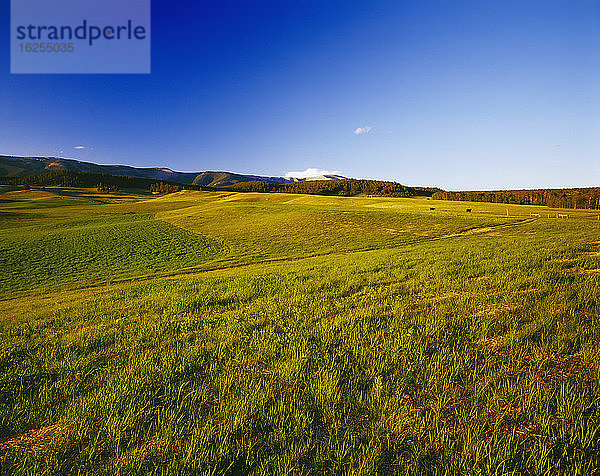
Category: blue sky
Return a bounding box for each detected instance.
[1,0,599,189]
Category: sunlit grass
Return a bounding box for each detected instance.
[0,187,599,474]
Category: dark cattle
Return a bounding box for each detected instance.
[466,208,472,213]
[430,207,435,210]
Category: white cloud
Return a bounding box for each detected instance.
[285,167,341,179]
[354,126,371,135]
[73,145,86,149]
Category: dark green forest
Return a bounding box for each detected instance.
[0,170,198,194]
[225,178,440,197]
[433,188,600,209]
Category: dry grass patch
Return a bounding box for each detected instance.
[0,424,65,457]
[579,268,600,275]
[480,350,595,386]
[120,437,170,466]
[553,257,578,263]
[443,226,495,238]
[473,304,519,318]
[4,190,57,200]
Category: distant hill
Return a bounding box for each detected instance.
[0,156,345,187]
[191,171,346,187]
[3,155,598,209]
[0,155,200,183]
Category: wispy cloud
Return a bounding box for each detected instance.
[73,145,86,150]
[285,167,341,179]
[547,144,561,148]
[354,126,371,135]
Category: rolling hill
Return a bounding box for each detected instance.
[1,187,600,473]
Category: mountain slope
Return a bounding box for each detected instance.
[0,156,345,186]
[0,156,199,183]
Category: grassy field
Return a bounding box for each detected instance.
[1,186,599,474]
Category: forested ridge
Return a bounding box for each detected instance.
[225,178,440,197]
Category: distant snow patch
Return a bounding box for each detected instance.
[285,168,341,179]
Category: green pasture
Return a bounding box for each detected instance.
[0,186,599,474]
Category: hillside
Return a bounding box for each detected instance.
[0,155,345,187]
[192,171,289,187]
[0,155,200,183]
[1,188,599,473]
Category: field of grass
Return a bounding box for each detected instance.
[1,186,599,474]
[0,189,220,293]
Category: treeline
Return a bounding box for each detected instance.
[433,188,600,210]
[0,170,201,194]
[281,179,412,197]
[225,179,440,198]
[224,180,279,193]
[96,183,120,193]
[150,182,183,194]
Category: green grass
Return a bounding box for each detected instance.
[0,186,599,474]
[156,192,522,263]
[0,188,221,292]
[0,213,220,292]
